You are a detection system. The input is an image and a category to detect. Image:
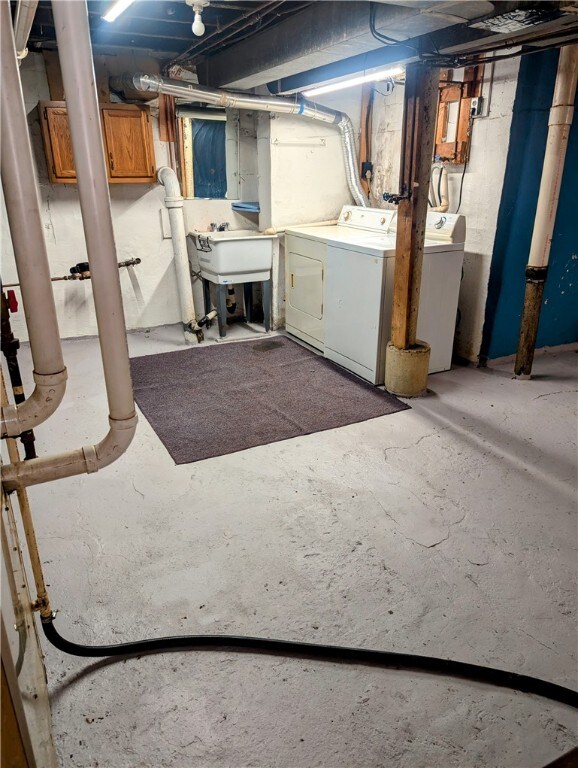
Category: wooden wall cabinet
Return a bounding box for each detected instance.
[39,101,156,184]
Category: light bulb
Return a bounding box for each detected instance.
[192,11,205,36]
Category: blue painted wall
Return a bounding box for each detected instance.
[481,50,578,360]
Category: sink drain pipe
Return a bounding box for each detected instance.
[111,73,368,209]
[157,166,198,342]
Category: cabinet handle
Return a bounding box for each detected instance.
[290,273,294,288]
[109,152,114,170]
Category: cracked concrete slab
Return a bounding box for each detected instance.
[4,326,577,768]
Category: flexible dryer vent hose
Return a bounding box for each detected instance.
[111,72,368,208]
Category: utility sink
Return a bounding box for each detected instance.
[189,229,277,285]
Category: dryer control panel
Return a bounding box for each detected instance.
[389,211,466,244]
[337,206,466,244]
[337,206,395,233]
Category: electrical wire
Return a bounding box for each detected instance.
[42,615,578,709]
[425,32,578,70]
[367,1,578,71]
[455,158,468,214]
[369,2,418,54]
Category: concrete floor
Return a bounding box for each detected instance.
[12,326,578,767]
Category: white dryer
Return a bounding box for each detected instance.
[285,206,466,385]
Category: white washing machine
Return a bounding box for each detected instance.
[285,206,466,385]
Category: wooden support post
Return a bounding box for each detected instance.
[42,51,64,101]
[359,83,373,198]
[390,63,439,350]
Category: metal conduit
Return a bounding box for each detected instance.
[111,73,368,208]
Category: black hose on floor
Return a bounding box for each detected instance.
[42,616,578,710]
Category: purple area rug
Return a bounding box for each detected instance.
[130,336,408,464]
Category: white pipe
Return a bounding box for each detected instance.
[0,1,67,439]
[528,45,578,269]
[430,165,449,213]
[2,0,137,491]
[13,0,38,60]
[113,73,368,208]
[157,166,197,337]
[261,219,338,235]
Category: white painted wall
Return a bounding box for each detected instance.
[256,88,363,326]
[2,55,263,342]
[2,53,184,341]
[370,61,520,361]
[4,53,519,358]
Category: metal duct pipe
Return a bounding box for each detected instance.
[13,0,38,60]
[0,1,67,440]
[3,0,137,492]
[157,166,198,339]
[514,45,578,377]
[113,72,368,208]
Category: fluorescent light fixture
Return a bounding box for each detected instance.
[102,0,135,23]
[303,66,404,98]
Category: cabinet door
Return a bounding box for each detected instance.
[40,105,76,182]
[101,107,155,182]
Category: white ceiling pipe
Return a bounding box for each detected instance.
[13,0,38,60]
[157,166,198,338]
[2,0,138,491]
[527,45,578,271]
[0,1,67,439]
[515,44,578,377]
[117,73,368,208]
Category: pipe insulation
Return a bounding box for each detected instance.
[157,167,197,337]
[112,73,368,208]
[0,1,67,440]
[2,0,137,492]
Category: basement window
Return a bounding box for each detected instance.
[177,106,240,200]
[191,118,227,198]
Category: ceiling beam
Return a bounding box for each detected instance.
[195,0,501,88]
[267,10,578,93]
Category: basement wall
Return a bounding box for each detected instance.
[256,87,363,327]
[1,53,260,342]
[370,60,521,362]
[481,48,578,359]
[3,53,524,360]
